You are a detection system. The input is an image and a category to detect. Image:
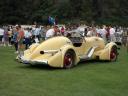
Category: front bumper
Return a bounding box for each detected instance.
[17,55,48,65]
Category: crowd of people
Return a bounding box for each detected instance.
[0,24,42,54]
[0,24,128,54]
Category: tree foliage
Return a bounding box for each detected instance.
[0,0,127,25]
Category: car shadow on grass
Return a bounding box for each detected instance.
[17,60,113,71]
[75,60,115,67]
[18,63,60,71]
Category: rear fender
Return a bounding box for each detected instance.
[94,42,117,60]
[105,42,117,50]
[105,42,118,60]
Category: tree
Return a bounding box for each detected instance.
[0,0,127,25]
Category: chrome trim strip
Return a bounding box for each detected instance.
[18,55,48,65]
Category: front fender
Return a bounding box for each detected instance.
[29,43,40,52]
[60,44,80,65]
[47,45,76,68]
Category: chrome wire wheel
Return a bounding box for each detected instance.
[64,50,75,69]
[110,46,117,61]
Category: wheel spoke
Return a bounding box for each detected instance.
[64,55,71,66]
[110,48,117,61]
[63,50,75,68]
[64,53,73,68]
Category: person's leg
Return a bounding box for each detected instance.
[18,43,25,55]
[14,42,18,53]
[113,34,116,42]
[8,37,12,46]
[26,38,31,49]
[37,35,40,42]
[28,38,31,48]
[24,38,27,49]
[16,42,18,51]
[102,35,107,43]
[6,37,9,46]
[110,35,112,42]
[0,36,2,46]
[3,37,6,46]
[126,36,128,52]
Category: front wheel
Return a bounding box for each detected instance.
[110,46,118,61]
[63,50,75,69]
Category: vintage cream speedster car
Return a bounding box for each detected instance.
[17,32,118,68]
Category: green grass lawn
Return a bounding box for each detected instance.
[0,46,128,96]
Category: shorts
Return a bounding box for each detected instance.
[18,38,24,45]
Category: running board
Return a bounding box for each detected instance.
[80,46,98,60]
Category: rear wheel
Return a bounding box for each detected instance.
[63,50,75,69]
[110,46,118,61]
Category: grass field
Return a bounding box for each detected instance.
[0,46,128,96]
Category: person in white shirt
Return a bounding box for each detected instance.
[87,27,97,37]
[0,27,4,46]
[24,28,32,49]
[87,27,93,37]
[109,26,116,42]
[96,26,102,37]
[45,29,55,40]
[100,25,107,43]
[45,26,59,40]
[33,25,41,41]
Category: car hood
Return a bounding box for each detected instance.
[23,36,71,60]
